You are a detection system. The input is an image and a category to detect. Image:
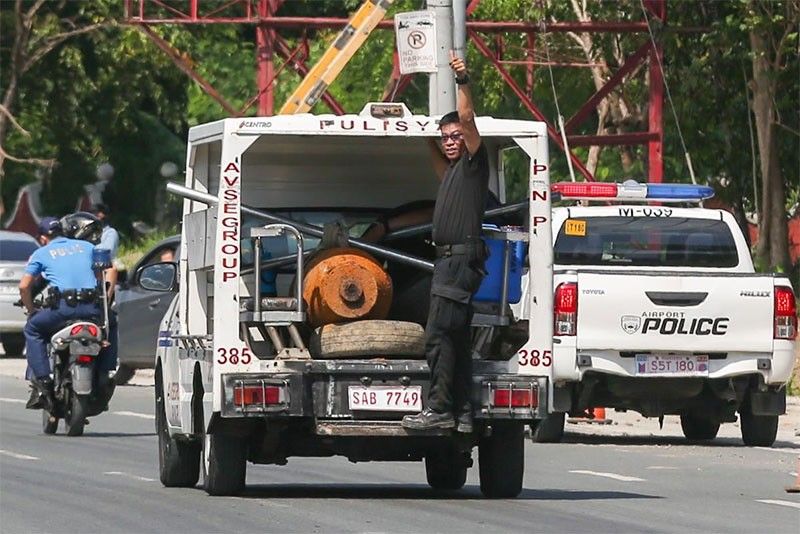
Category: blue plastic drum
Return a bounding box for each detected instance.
[473,225,526,304]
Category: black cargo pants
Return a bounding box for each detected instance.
[425,254,484,415]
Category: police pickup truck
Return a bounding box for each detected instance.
[526,181,797,446]
[137,104,558,498]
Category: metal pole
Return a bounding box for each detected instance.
[166,182,434,272]
[253,236,262,316]
[427,0,455,115]
[384,200,529,240]
[646,0,665,184]
[452,0,467,60]
[256,0,274,115]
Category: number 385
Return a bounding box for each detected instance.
[217,347,252,365]
[518,349,552,367]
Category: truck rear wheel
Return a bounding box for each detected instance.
[680,413,720,441]
[310,320,425,359]
[531,412,565,443]
[202,430,247,496]
[740,412,778,447]
[479,422,525,498]
[156,368,200,487]
[425,448,468,490]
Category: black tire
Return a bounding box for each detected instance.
[531,412,565,443]
[113,364,136,386]
[425,449,468,490]
[740,411,778,447]
[42,409,59,435]
[309,320,425,359]
[479,422,525,498]
[202,428,247,496]
[64,391,88,437]
[1,333,25,357]
[680,413,720,441]
[156,368,200,487]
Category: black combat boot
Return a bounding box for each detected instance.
[26,377,54,411]
[401,408,455,430]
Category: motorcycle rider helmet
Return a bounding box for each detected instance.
[60,211,104,244]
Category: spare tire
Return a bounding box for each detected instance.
[310,320,425,359]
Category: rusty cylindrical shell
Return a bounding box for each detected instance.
[303,247,393,327]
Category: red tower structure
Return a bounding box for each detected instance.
[122,0,667,182]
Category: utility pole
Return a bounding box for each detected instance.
[427,0,455,115]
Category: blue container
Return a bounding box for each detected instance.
[473,226,526,304]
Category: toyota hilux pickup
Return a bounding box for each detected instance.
[526,181,796,446]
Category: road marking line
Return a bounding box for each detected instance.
[755,499,800,510]
[0,397,26,404]
[569,470,645,482]
[755,446,800,455]
[0,449,39,461]
[646,466,678,470]
[112,410,155,420]
[104,471,156,482]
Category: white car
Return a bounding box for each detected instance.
[0,230,39,356]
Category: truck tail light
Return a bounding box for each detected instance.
[493,388,537,408]
[554,282,578,336]
[774,286,797,340]
[233,383,283,407]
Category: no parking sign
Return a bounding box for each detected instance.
[394,11,438,74]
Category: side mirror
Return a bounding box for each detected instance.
[137,262,178,292]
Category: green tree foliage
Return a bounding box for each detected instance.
[1,0,188,231]
[1,0,796,270]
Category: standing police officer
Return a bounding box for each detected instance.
[19,217,103,409]
[403,52,489,432]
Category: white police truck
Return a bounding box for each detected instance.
[138,104,560,497]
[523,181,797,446]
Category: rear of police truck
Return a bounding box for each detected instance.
[538,181,796,446]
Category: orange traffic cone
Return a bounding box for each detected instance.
[590,407,611,425]
[786,457,800,493]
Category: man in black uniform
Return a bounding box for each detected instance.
[403,52,489,432]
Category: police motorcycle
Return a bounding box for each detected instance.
[33,213,116,436]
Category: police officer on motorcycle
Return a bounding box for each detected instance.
[19,213,109,410]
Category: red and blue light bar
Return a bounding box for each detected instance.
[551,181,714,203]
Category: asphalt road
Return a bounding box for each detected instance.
[1,373,799,533]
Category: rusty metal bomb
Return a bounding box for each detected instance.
[302,247,393,326]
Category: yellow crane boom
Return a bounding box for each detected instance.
[279,0,394,115]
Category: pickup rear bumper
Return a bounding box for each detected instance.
[218,359,548,424]
[553,342,795,385]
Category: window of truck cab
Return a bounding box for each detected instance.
[553,217,739,268]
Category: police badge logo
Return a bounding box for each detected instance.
[621,315,641,334]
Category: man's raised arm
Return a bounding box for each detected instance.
[449,51,481,156]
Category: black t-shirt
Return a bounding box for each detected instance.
[431,142,490,245]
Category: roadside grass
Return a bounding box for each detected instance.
[116,228,177,271]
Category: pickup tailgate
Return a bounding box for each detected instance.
[576,272,774,353]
